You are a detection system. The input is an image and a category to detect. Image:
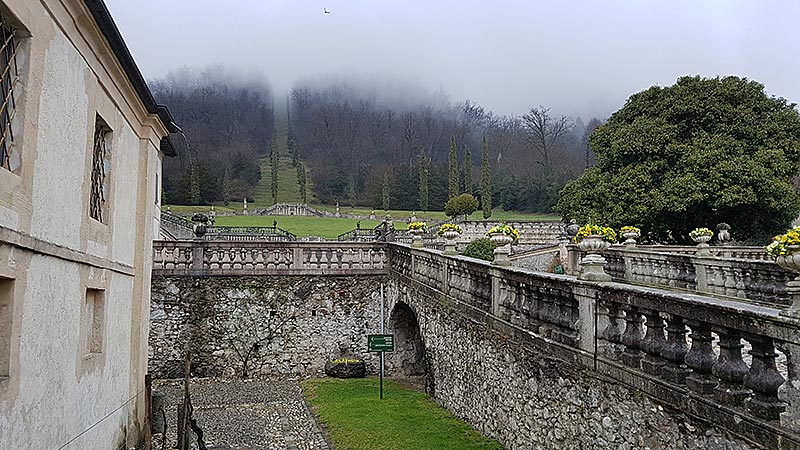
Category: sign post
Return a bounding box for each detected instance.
[367,334,394,399]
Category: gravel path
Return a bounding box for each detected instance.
[153,378,332,450]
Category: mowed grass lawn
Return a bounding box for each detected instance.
[213,215,399,239]
[302,378,503,450]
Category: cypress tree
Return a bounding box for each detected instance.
[222,165,231,206]
[418,154,429,211]
[481,136,492,219]
[448,135,459,199]
[382,170,391,210]
[270,142,279,204]
[297,163,307,204]
[347,175,356,208]
[188,161,201,205]
[463,146,472,195]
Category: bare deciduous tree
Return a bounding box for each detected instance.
[521,106,574,169]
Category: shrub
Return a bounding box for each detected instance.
[444,193,479,219]
[461,238,497,262]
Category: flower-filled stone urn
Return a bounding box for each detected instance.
[438,223,463,255]
[766,226,800,317]
[408,221,427,248]
[689,227,714,256]
[486,224,519,266]
[620,226,640,247]
[574,224,617,281]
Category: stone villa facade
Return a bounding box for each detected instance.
[0,0,180,449]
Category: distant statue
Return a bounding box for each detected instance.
[209,206,216,225]
[356,221,361,230]
[273,219,278,228]
[369,209,376,220]
[566,219,579,238]
[335,202,341,218]
[717,223,731,245]
[410,211,417,223]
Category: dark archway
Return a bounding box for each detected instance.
[387,302,426,377]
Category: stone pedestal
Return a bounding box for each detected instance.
[577,236,611,282]
[489,233,513,266]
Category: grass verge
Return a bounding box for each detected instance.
[302,378,503,450]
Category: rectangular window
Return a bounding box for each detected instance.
[90,116,111,223]
[83,289,105,355]
[0,278,14,377]
[0,16,20,172]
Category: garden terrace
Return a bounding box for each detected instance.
[389,244,800,448]
[152,240,389,276]
[563,244,795,306]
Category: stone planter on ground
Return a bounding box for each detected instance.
[578,235,612,282]
[324,359,366,378]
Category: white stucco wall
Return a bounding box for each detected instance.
[30,29,89,251]
[0,0,169,448]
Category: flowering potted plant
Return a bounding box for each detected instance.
[486,223,519,245]
[574,224,616,281]
[438,223,462,255]
[766,226,800,274]
[689,227,714,243]
[407,221,427,248]
[408,221,427,234]
[619,226,640,246]
[485,223,519,266]
[437,223,463,239]
[689,227,714,256]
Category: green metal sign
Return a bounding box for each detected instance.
[367,334,394,352]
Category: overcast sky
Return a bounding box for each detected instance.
[105,0,800,120]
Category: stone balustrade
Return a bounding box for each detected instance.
[458,220,564,246]
[153,241,389,276]
[564,245,794,306]
[389,243,800,447]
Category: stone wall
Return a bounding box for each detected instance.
[385,280,752,450]
[149,275,387,378]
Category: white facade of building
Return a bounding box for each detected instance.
[0,0,179,448]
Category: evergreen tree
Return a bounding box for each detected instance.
[297,163,307,204]
[347,175,356,208]
[481,136,492,219]
[418,154,429,211]
[222,165,231,206]
[462,146,472,195]
[270,142,279,204]
[448,135,460,199]
[189,161,201,205]
[382,170,391,210]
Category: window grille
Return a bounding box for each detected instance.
[0,18,20,171]
[90,118,111,223]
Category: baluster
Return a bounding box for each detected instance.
[621,306,645,369]
[641,309,667,376]
[686,322,719,394]
[254,249,265,269]
[220,248,232,269]
[208,248,220,269]
[599,301,624,360]
[735,266,748,299]
[778,342,800,431]
[667,261,679,288]
[723,266,737,297]
[712,329,752,407]
[743,336,786,420]
[660,315,691,384]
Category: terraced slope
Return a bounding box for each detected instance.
[252,99,315,207]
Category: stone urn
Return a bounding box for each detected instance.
[324,359,366,378]
[692,234,712,256]
[442,230,461,256]
[191,213,209,238]
[489,233,514,266]
[577,235,612,281]
[777,247,800,318]
[622,231,640,247]
[409,228,425,248]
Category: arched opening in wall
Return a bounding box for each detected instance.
[387,302,426,378]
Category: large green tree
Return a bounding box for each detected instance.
[556,76,800,243]
[448,136,460,199]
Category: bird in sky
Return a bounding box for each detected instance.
[323,8,331,14]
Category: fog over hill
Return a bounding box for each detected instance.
[106,0,800,120]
